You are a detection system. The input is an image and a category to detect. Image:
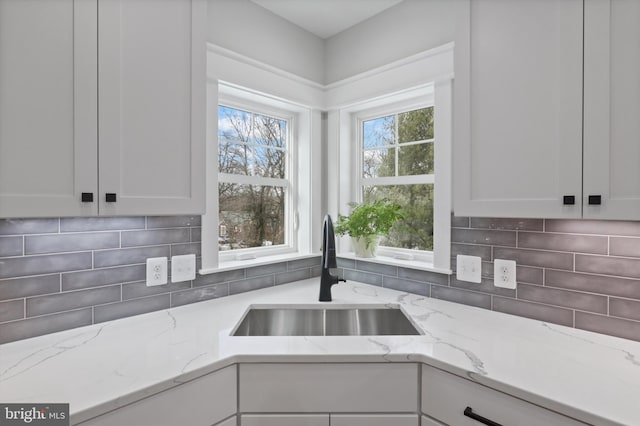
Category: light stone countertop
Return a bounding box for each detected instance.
[1,279,639,425]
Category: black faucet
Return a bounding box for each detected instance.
[319,215,346,302]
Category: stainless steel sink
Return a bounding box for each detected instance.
[232,305,421,336]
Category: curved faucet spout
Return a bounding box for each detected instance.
[319,215,346,302]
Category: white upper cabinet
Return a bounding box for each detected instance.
[455,0,640,220]
[98,0,205,216]
[0,0,205,218]
[583,0,640,219]
[0,0,98,217]
[454,0,584,219]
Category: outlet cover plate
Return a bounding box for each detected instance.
[171,254,196,283]
[456,254,482,283]
[494,259,517,289]
[146,257,168,286]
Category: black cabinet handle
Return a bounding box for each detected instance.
[81,192,94,203]
[464,407,503,426]
[563,195,575,205]
[588,195,602,205]
[105,193,117,203]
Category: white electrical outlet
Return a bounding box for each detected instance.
[494,259,517,289]
[146,257,168,286]
[171,254,196,283]
[456,254,482,283]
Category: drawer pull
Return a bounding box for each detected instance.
[588,195,601,205]
[562,195,575,205]
[105,193,117,203]
[464,406,502,426]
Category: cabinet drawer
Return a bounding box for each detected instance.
[239,363,417,413]
[79,365,236,426]
[241,414,328,426]
[422,366,586,426]
[331,414,418,426]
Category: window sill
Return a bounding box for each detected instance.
[337,252,452,275]
[199,252,320,275]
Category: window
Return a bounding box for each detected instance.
[218,104,291,253]
[360,106,435,252]
[201,75,321,273]
[336,81,452,272]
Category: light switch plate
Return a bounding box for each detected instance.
[456,254,482,283]
[494,259,517,289]
[171,254,196,283]
[146,257,167,286]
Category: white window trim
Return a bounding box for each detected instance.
[216,93,297,262]
[201,45,324,274]
[333,84,452,273]
[326,44,454,273]
[354,95,437,261]
[201,42,452,274]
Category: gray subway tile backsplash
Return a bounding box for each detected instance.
[0,236,22,257]
[3,214,640,344]
[25,232,120,255]
[94,245,171,268]
[493,247,574,270]
[517,232,608,255]
[0,299,24,322]
[382,276,430,297]
[609,237,640,258]
[493,297,574,327]
[171,284,229,307]
[575,254,640,279]
[60,217,145,232]
[26,285,121,317]
[545,219,640,236]
[470,217,543,231]
[62,265,146,291]
[431,285,492,310]
[0,218,59,235]
[575,311,640,342]
[94,294,171,324]
[0,308,93,345]
[0,252,93,279]
[229,275,275,295]
[0,274,61,301]
[121,228,191,248]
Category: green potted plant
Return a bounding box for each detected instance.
[334,199,403,258]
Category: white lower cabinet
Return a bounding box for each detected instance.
[77,365,236,426]
[330,414,418,426]
[239,363,417,413]
[241,414,328,426]
[421,365,587,426]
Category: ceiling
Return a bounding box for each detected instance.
[249,0,404,39]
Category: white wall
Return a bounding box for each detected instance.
[324,0,466,84]
[207,0,325,84]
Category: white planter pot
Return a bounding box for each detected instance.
[352,235,380,258]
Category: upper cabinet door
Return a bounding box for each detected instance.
[0,0,98,217]
[584,0,640,220]
[454,0,583,218]
[98,0,206,216]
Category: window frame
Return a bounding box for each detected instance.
[216,95,298,262]
[334,81,452,273]
[354,95,436,263]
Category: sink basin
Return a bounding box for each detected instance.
[232,305,421,336]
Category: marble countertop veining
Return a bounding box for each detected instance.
[1,279,639,425]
